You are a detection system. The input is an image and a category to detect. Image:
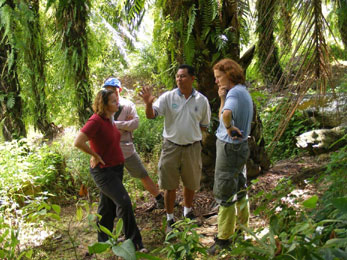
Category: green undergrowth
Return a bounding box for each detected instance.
[1,122,346,259]
[228,147,347,260]
[261,105,320,162]
[0,139,66,206]
[133,107,163,160]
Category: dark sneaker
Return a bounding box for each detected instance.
[155,196,165,209]
[84,251,93,259]
[208,237,231,255]
[185,211,204,226]
[184,211,196,220]
[165,219,175,234]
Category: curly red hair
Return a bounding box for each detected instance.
[213,58,245,85]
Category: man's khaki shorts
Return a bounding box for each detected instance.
[158,139,202,191]
[124,152,148,179]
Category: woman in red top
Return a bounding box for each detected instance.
[74,89,144,251]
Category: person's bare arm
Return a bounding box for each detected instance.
[222,109,242,139]
[139,86,156,119]
[74,131,105,168]
[218,86,227,119]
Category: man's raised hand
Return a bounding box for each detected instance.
[139,86,155,105]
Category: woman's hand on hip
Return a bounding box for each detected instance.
[90,154,105,168]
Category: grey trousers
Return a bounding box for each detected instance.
[214,139,249,207]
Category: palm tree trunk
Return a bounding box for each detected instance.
[256,0,283,86]
[56,0,93,126]
[337,0,347,50]
[24,0,57,139]
[0,1,26,140]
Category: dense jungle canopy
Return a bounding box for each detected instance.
[0,0,346,141]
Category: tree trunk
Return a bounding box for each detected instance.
[280,1,292,52]
[337,0,347,50]
[57,0,93,126]
[247,103,271,177]
[0,1,26,140]
[25,0,57,140]
[256,0,283,86]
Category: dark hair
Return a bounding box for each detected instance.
[213,58,245,85]
[92,89,115,115]
[178,64,195,76]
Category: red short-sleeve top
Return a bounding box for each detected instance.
[81,113,124,168]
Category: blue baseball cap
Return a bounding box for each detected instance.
[103,77,122,91]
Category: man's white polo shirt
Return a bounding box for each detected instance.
[153,88,211,145]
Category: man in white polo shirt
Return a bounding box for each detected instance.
[140,64,211,232]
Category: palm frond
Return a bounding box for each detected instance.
[186,4,196,44]
[201,0,217,40]
[267,0,333,155]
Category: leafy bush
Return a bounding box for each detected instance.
[330,44,347,61]
[0,139,67,206]
[88,217,157,260]
[0,198,61,260]
[133,107,164,158]
[161,219,207,260]
[261,104,320,162]
[0,216,33,260]
[55,128,96,196]
[230,147,347,260]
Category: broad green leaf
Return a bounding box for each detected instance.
[288,241,298,252]
[76,207,83,221]
[48,213,60,221]
[88,242,110,254]
[325,238,347,248]
[115,218,123,238]
[84,203,90,213]
[331,197,347,214]
[319,248,347,260]
[302,195,318,209]
[25,249,33,258]
[99,225,114,238]
[112,239,136,260]
[186,4,196,44]
[177,245,185,251]
[52,204,61,215]
[292,222,311,235]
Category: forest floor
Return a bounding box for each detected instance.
[30,152,331,260]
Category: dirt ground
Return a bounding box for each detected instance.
[27,153,330,260]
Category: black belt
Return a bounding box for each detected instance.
[167,139,201,147]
